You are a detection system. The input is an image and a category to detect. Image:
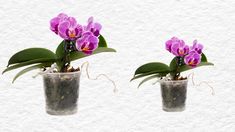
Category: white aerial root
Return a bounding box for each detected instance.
[81,61,118,93]
[187,72,215,95]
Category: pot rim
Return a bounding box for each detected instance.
[42,70,81,76]
[159,78,188,83]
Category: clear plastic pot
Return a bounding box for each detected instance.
[42,71,81,115]
[159,79,188,112]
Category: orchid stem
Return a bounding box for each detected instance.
[174,57,183,80]
[61,40,71,72]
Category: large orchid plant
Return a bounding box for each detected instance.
[131,37,213,87]
[3,13,116,83]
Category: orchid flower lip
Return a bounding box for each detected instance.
[75,31,99,55]
[184,51,201,67]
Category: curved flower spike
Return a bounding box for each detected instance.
[50,13,68,34]
[184,51,201,67]
[58,17,83,40]
[76,32,99,55]
[84,17,102,37]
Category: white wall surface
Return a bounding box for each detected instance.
[0,0,235,131]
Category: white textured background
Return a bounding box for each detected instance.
[0,0,235,131]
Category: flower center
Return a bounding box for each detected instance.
[82,47,89,51]
[179,49,184,55]
[189,60,195,65]
[69,30,76,38]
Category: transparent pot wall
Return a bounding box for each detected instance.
[42,71,81,115]
[160,79,188,112]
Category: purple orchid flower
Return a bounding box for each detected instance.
[184,51,201,67]
[172,42,189,57]
[190,40,203,54]
[75,32,99,55]
[84,17,102,37]
[166,37,189,57]
[166,37,181,53]
[58,17,83,40]
[50,13,68,34]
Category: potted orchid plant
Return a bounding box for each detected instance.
[131,37,213,112]
[2,13,116,115]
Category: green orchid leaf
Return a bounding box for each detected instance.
[70,47,116,61]
[3,58,56,74]
[169,57,178,77]
[98,35,107,47]
[179,62,214,72]
[169,57,177,71]
[201,53,207,62]
[12,63,51,83]
[55,40,65,59]
[138,74,160,88]
[131,72,157,82]
[7,48,57,67]
[131,71,168,81]
[134,62,170,76]
[55,40,66,70]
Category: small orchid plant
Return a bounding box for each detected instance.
[3,13,116,83]
[131,37,213,87]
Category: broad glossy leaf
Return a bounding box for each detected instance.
[131,71,167,81]
[12,63,51,83]
[179,62,214,72]
[3,58,55,74]
[134,62,170,76]
[98,35,107,47]
[169,57,177,71]
[70,47,116,61]
[169,57,178,77]
[55,40,66,70]
[201,53,207,62]
[55,40,65,59]
[138,74,160,88]
[8,48,57,66]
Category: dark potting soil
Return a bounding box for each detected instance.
[160,80,187,111]
[43,73,80,113]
